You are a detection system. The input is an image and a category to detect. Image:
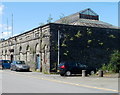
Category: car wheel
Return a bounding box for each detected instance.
[90,70,95,75]
[13,67,16,71]
[2,66,4,70]
[27,69,30,72]
[65,71,71,76]
[10,67,13,71]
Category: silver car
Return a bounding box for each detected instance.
[11,61,30,71]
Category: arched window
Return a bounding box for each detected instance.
[19,46,22,52]
[26,45,30,51]
[35,43,40,54]
[26,45,30,62]
[5,50,7,54]
[2,50,3,55]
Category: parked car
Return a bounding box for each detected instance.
[58,62,96,76]
[0,62,2,70]
[11,61,30,71]
[0,60,11,69]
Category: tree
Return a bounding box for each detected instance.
[101,50,120,73]
[109,50,120,72]
[47,14,53,23]
[39,23,45,26]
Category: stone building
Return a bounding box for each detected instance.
[0,8,120,73]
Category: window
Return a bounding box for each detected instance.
[35,33,39,38]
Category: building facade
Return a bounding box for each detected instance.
[0,8,120,73]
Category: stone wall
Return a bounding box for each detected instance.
[0,24,51,73]
[49,23,120,71]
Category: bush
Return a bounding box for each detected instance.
[101,64,107,71]
[109,50,120,72]
[101,50,120,73]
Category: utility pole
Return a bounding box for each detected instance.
[11,13,16,60]
[6,18,8,60]
[1,18,3,60]
[57,29,60,70]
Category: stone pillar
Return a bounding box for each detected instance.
[98,70,103,77]
[82,70,87,77]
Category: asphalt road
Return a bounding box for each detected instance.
[0,70,2,94]
[1,70,119,93]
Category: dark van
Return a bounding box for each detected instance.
[0,60,11,69]
[58,62,96,76]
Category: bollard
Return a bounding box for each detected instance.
[98,70,103,77]
[82,70,87,77]
[118,70,120,78]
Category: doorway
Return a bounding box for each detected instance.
[36,55,41,71]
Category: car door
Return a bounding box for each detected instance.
[76,63,84,74]
[11,61,16,70]
[4,60,11,69]
[71,62,79,74]
[11,62,14,70]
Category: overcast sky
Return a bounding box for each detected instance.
[0,2,119,39]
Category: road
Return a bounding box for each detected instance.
[0,70,119,93]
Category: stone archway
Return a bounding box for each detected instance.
[42,44,50,73]
[35,43,41,71]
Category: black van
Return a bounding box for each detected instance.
[58,62,96,76]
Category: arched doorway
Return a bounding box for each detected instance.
[35,44,41,71]
[36,54,40,70]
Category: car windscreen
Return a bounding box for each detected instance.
[16,61,25,64]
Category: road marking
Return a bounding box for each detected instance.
[3,71,119,93]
